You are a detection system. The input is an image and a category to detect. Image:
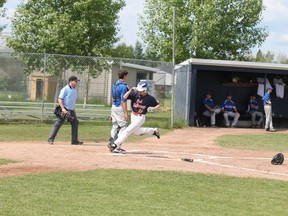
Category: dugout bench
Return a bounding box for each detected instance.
[196,111,264,128]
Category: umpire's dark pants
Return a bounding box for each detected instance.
[48,110,79,144]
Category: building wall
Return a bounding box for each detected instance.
[30,75,57,101]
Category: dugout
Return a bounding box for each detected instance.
[175,59,288,128]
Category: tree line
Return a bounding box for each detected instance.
[0,0,287,64]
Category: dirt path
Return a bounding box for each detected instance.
[0,128,287,181]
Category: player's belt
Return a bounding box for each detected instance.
[132,112,143,116]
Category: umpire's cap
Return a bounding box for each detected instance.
[69,76,80,82]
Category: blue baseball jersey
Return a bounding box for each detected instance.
[262,92,271,105]
[58,84,77,110]
[112,80,129,107]
[203,98,216,110]
[128,92,159,115]
[221,100,236,112]
[248,100,259,112]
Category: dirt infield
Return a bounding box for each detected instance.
[0,128,287,181]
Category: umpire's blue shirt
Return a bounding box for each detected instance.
[59,84,77,110]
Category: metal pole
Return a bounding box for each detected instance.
[41,53,47,122]
[171,6,176,127]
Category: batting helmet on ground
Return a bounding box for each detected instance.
[271,153,284,165]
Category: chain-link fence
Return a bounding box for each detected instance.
[0,52,180,124]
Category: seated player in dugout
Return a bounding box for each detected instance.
[248,94,263,128]
[221,92,240,128]
[202,91,221,127]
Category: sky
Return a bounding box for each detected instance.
[1,0,288,57]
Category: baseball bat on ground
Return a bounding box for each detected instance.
[181,158,193,162]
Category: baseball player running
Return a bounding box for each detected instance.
[107,80,160,154]
[109,69,129,145]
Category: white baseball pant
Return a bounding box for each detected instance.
[249,111,263,126]
[223,111,240,127]
[202,108,221,125]
[264,105,274,129]
[110,105,127,140]
[114,113,155,148]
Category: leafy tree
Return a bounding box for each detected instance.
[8,0,125,56]
[133,41,145,59]
[0,0,6,34]
[109,43,134,58]
[139,0,268,63]
[7,0,125,104]
[254,50,288,64]
[145,45,160,61]
[255,50,264,62]
[109,41,153,60]
[255,50,274,63]
[276,53,288,64]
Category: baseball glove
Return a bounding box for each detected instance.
[53,105,63,118]
[53,106,75,122]
[271,153,284,165]
[65,111,75,123]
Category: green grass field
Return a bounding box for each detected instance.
[0,159,18,165]
[0,169,287,216]
[1,126,288,215]
[217,133,288,152]
[0,122,171,143]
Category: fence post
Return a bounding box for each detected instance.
[171,6,176,127]
[41,53,47,122]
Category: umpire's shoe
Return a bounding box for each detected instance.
[153,128,160,139]
[71,141,84,145]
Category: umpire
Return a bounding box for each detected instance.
[48,76,84,145]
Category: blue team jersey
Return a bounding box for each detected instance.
[128,92,159,115]
[203,98,215,110]
[262,92,271,105]
[112,80,129,107]
[58,85,77,110]
[221,100,236,112]
[248,100,259,112]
